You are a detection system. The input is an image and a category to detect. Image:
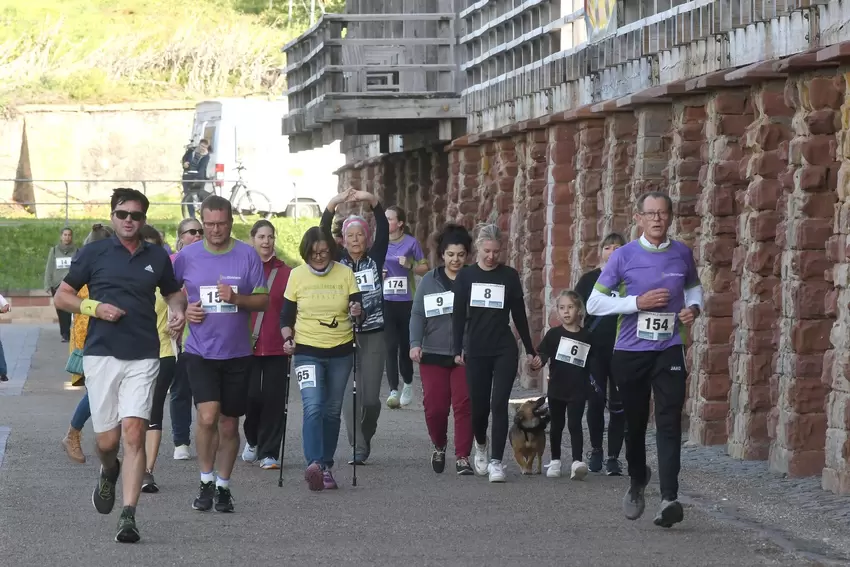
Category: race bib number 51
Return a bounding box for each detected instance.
[637,311,675,341]
[470,283,505,309]
[355,269,376,292]
[555,337,590,367]
[296,365,317,390]
[200,285,239,314]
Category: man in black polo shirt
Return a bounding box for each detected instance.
[54,188,187,544]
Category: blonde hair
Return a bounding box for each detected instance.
[176,217,202,251]
[557,289,586,325]
[474,223,502,247]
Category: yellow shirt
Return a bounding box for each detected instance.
[155,292,175,359]
[284,262,359,349]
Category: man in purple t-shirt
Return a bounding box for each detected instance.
[587,191,703,530]
[173,196,268,514]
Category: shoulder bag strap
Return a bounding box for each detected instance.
[252,268,279,347]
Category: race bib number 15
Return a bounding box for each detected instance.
[470,283,505,309]
[200,285,239,314]
[636,311,675,341]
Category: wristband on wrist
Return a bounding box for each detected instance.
[80,299,101,317]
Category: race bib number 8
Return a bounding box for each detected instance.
[56,257,71,270]
[200,285,239,314]
[555,337,590,367]
[424,291,454,317]
[470,283,505,309]
[384,277,408,295]
[637,311,675,341]
[295,365,317,390]
[355,269,376,292]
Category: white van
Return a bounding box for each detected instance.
[188,97,344,217]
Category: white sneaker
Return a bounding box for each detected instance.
[488,459,506,483]
[173,445,191,460]
[546,459,562,478]
[241,443,257,463]
[571,460,588,480]
[473,442,489,475]
[399,383,413,407]
[386,390,401,409]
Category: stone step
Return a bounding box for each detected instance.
[0,306,57,325]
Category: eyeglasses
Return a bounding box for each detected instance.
[639,211,670,220]
[112,210,145,222]
[181,228,204,236]
[310,249,330,259]
[203,221,230,230]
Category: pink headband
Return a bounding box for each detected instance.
[342,216,372,245]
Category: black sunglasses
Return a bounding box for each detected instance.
[112,210,145,222]
[181,228,204,236]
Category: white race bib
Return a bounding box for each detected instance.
[200,285,239,314]
[354,269,376,292]
[295,364,317,390]
[424,291,454,317]
[383,276,408,295]
[555,337,591,367]
[56,257,71,270]
[470,283,505,309]
[636,311,675,341]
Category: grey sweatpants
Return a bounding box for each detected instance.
[343,330,387,459]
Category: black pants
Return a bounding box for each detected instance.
[549,397,585,462]
[149,356,177,431]
[51,288,72,340]
[586,347,626,458]
[384,300,413,390]
[243,355,291,460]
[611,345,687,501]
[170,351,193,446]
[465,350,518,462]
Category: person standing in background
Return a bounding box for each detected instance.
[0,293,10,382]
[44,227,78,342]
[383,206,429,409]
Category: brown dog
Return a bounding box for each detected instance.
[509,396,550,475]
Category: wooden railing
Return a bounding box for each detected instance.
[282,13,460,135]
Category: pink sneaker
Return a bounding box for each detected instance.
[323,469,338,490]
[304,462,324,491]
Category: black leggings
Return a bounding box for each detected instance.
[465,350,518,462]
[243,355,291,460]
[586,349,626,458]
[384,300,413,390]
[149,356,177,431]
[549,398,585,462]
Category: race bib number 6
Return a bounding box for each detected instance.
[355,269,376,292]
[424,291,454,317]
[295,365,317,390]
[200,285,239,314]
[637,311,675,341]
[470,283,505,309]
[384,277,408,295]
[555,337,590,367]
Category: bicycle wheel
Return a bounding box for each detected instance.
[181,191,202,220]
[234,189,274,223]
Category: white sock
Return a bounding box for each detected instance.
[200,471,215,484]
[216,476,230,489]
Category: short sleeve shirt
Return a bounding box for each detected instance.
[384,234,426,302]
[173,239,268,360]
[63,236,181,360]
[283,262,359,349]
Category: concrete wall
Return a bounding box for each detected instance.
[0,102,196,217]
[335,67,850,496]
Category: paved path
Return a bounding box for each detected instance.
[0,326,849,566]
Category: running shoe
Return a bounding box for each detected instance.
[114,508,140,544]
[456,457,474,475]
[323,470,338,490]
[92,459,121,514]
[192,481,215,511]
[305,462,324,491]
[214,486,234,513]
[399,383,413,407]
[431,446,446,473]
[141,470,159,493]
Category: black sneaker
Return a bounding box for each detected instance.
[605,457,623,476]
[623,465,652,520]
[141,471,159,493]
[654,499,685,528]
[114,508,140,543]
[587,449,604,473]
[192,481,215,511]
[214,486,234,513]
[456,457,474,475]
[0,374,7,382]
[92,459,121,514]
[431,446,446,473]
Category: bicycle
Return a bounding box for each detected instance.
[180,163,274,223]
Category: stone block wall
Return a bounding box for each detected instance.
[333,66,850,495]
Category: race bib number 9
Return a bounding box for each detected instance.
[200,285,239,314]
[424,291,454,317]
[555,337,590,367]
[637,311,675,341]
[384,277,408,295]
[56,257,71,270]
[295,365,317,390]
[470,283,505,309]
[355,269,376,292]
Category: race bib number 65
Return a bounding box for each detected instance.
[470,283,505,309]
[296,365,317,390]
[637,311,675,341]
[200,285,239,314]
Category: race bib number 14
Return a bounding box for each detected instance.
[200,285,239,314]
[470,283,505,309]
[636,311,675,341]
[56,257,71,270]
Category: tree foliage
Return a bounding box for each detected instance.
[233,0,346,30]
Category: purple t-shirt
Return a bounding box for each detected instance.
[594,239,699,352]
[173,239,268,360]
[383,234,425,302]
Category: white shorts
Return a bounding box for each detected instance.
[83,356,160,433]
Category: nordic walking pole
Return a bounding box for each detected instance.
[278,355,292,488]
[352,327,359,487]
